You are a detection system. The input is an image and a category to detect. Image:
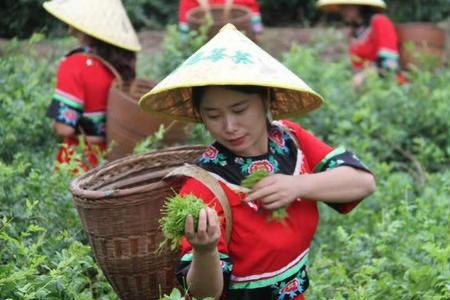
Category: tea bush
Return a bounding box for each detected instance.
[283,45,450,177]
[1,33,448,299]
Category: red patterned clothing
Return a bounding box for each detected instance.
[46,48,114,168]
[178,0,263,34]
[176,120,371,299]
[350,14,400,71]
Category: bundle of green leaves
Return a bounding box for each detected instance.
[159,194,207,250]
[241,170,288,221]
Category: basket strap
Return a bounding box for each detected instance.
[164,164,232,244]
[223,0,233,22]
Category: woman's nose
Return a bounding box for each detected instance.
[223,115,237,133]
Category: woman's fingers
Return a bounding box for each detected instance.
[246,184,276,202]
[197,208,207,236]
[185,214,194,240]
[206,208,219,237]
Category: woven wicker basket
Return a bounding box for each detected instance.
[70,145,206,300]
[106,78,192,161]
[187,4,255,41]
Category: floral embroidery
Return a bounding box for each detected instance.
[269,127,290,155]
[327,159,345,169]
[272,268,309,300]
[277,278,303,299]
[220,260,233,273]
[58,106,79,126]
[247,159,276,174]
[196,124,296,186]
[199,145,227,166]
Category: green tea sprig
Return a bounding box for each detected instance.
[160,193,207,251]
[241,170,288,221]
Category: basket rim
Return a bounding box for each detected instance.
[70,145,206,200]
[187,4,252,25]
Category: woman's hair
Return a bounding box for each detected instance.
[90,37,137,83]
[358,5,379,25]
[191,85,270,115]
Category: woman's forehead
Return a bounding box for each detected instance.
[200,87,260,109]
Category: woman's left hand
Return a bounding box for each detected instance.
[245,174,301,210]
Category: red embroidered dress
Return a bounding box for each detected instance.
[46,48,115,169]
[178,0,263,35]
[350,14,400,71]
[176,120,371,299]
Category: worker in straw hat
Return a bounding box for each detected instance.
[178,0,264,36]
[317,0,406,87]
[43,0,141,171]
[140,24,375,299]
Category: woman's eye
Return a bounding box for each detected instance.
[206,114,220,119]
[233,107,247,114]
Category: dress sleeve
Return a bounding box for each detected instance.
[371,14,401,71]
[281,120,372,214]
[175,177,232,289]
[178,0,198,34]
[46,56,85,128]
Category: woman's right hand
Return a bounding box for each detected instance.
[185,207,220,253]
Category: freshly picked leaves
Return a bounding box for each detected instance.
[160,193,207,250]
[241,170,271,189]
[241,170,288,221]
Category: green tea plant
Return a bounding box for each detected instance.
[283,44,450,180]
[160,194,207,250]
[241,170,288,221]
[1,32,449,299]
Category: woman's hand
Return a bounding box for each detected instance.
[245,174,301,210]
[185,207,220,253]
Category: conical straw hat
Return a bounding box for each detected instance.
[317,0,386,11]
[43,0,141,52]
[139,24,323,123]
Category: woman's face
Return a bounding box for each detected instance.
[68,26,91,47]
[340,5,361,24]
[199,86,269,157]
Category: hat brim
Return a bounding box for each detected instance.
[43,2,141,52]
[139,83,323,123]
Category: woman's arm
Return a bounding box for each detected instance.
[246,166,376,209]
[185,208,223,299]
[53,121,75,137]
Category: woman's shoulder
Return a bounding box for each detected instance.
[59,49,112,74]
[273,119,305,136]
[370,13,395,27]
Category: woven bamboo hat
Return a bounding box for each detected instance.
[317,0,386,11]
[139,24,323,123]
[43,0,141,52]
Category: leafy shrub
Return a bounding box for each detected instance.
[1,31,449,299]
[283,44,450,178]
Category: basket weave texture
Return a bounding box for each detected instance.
[70,145,206,300]
[106,78,192,161]
[187,4,255,41]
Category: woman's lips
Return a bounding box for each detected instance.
[228,136,246,146]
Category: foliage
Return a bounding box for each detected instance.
[1,30,449,299]
[0,35,59,163]
[160,194,207,250]
[283,44,450,179]
[386,0,450,22]
[133,124,166,154]
[307,168,450,299]
[138,24,209,81]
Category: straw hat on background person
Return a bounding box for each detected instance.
[43,0,141,52]
[317,0,386,11]
[139,23,323,123]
